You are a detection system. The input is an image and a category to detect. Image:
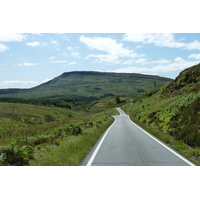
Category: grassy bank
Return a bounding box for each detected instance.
[0,100,117,166]
[30,117,114,166]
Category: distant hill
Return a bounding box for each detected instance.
[123,63,200,148]
[0,71,172,99]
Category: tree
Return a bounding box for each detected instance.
[116,96,121,104]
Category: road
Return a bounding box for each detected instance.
[81,108,195,166]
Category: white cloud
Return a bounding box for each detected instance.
[41,79,51,83]
[66,46,80,58]
[67,62,77,65]
[0,80,38,88]
[113,57,200,75]
[26,41,40,47]
[51,40,59,46]
[151,59,170,64]
[123,33,185,48]
[188,54,200,59]
[0,43,8,52]
[114,66,149,73]
[80,35,139,64]
[184,40,200,50]
[123,33,200,51]
[50,60,68,63]
[49,56,55,60]
[122,58,170,66]
[0,33,26,42]
[17,63,42,66]
[67,47,73,50]
[135,58,147,65]
[122,59,135,65]
[86,54,120,64]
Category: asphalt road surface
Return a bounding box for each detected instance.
[81,108,195,166]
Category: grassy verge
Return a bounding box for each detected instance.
[29,117,114,166]
[130,117,200,166]
[0,100,117,166]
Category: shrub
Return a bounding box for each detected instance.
[0,144,34,166]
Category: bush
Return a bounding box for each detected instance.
[0,144,34,166]
[60,124,83,136]
[44,114,56,122]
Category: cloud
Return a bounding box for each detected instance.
[113,57,200,75]
[135,58,148,65]
[80,35,139,64]
[150,59,171,64]
[0,43,8,52]
[66,46,80,58]
[41,79,51,83]
[0,33,26,42]
[0,80,38,88]
[50,60,68,63]
[184,40,200,50]
[113,66,150,74]
[122,59,135,65]
[67,62,77,65]
[26,41,40,47]
[188,53,200,59]
[122,58,170,66]
[86,54,121,64]
[123,33,200,50]
[17,63,42,66]
[123,33,185,48]
[49,56,55,60]
[51,40,59,46]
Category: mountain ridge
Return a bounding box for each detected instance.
[0,71,172,99]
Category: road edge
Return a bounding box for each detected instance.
[126,115,196,166]
[85,116,117,166]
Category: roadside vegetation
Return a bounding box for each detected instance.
[1,64,199,166]
[122,63,200,165]
[0,99,117,166]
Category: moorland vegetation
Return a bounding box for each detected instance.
[0,66,199,165]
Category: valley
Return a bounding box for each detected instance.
[0,65,200,166]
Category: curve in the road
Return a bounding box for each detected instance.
[81,108,195,166]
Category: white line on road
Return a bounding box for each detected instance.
[86,117,117,166]
[127,115,195,166]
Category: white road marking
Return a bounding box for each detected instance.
[86,117,117,166]
[126,114,195,166]
[86,107,195,166]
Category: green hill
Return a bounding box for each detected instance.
[0,71,172,99]
[123,63,200,149]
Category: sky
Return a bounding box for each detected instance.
[1,33,200,89]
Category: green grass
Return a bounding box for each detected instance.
[0,102,73,145]
[0,100,117,166]
[29,116,114,166]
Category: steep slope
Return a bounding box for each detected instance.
[122,63,200,148]
[0,71,172,99]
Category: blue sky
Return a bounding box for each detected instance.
[1,33,200,89]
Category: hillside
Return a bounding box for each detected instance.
[122,63,200,149]
[0,71,172,99]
